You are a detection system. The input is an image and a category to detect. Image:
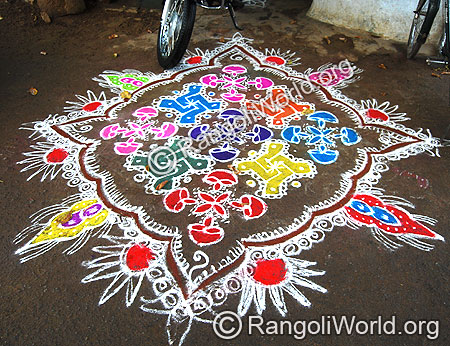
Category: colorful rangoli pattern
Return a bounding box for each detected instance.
[15,34,444,345]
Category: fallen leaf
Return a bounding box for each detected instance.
[105,7,124,13]
[219,36,225,43]
[120,91,132,100]
[301,108,315,115]
[0,16,4,21]
[28,87,38,95]
[108,34,119,39]
[147,29,152,34]
[354,36,361,39]
[338,37,347,42]
[431,72,441,78]
[290,20,296,25]
[55,211,73,224]
[156,181,169,190]
[40,11,51,24]
[40,51,47,55]
[378,63,387,70]
[227,165,241,174]
[323,36,331,45]
[380,92,387,96]
[113,52,119,58]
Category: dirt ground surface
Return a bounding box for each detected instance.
[0,0,449,345]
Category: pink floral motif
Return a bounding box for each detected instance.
[247,77,274,90]
[101,121,156,155]
[114,137,142,155]
[200,74,223,88]
[222,76,247,90]
[222,64,247,76]
[100,123,122,140]
[309,68,352,87]
[122,122,152,140]
[132,107,158,122]
[151,122,178,139]
[199,65,274,102]
[221,88,246,103]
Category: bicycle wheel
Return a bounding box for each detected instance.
[407,0,441,59]
[157,0,196,69]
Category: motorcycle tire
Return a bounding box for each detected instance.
[157,0,197,69]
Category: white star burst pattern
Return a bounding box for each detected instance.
[17,142,75,182]
[64,90,111,118]
[237,253,327,316]
[82,235,168,307]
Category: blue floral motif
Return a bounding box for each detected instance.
[305,126,336,146]
[280,126,308,144]
[245,125,274,144]
[336,127,361,146]
[307,111,338,128]
[188,109,274,163]
[281,111,361,165]
[308,145,339,165]
[209,143,240,162]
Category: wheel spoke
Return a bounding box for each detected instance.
[407,0,431,58]
[159,0,186,58]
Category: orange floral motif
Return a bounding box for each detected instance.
[246,88,314,128]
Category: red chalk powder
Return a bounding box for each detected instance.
[126,244,155,271]
[45,148,69,163]
[252,259,287,286]
[82,101,102,112]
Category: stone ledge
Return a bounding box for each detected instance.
[307,0,444,44]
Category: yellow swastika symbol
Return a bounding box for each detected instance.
[234,141,316,198]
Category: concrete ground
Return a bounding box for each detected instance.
[0,0,449,345]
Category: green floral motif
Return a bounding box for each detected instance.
[106,74,150,92]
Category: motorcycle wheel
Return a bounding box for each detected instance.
[157,0,196,69]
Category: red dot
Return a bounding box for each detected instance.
[187,56,202,64]
[252,259,287,286]
[366,108,389,121]
[265,56,285,66]
[45,148,69,163]
[82,101,102,112]
[126,244,155,271]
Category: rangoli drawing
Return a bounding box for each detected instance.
[15,34,444,345]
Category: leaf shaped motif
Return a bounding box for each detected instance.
[31,199,108,244]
